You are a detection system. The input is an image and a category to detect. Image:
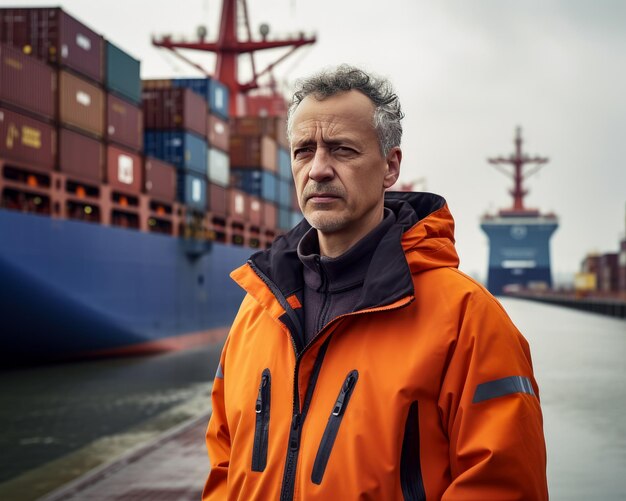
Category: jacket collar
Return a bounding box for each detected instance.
[234,192,458,313]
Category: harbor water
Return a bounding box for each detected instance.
[0,298,624,500]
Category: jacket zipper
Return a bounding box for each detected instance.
[311,370,359,484]
[248,259,414,500]
[400,401,426,501]
[279,336,332,501]
[251,368,271,472]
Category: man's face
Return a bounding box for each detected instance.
[290,90,400,241]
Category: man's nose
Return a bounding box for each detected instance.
[308,148,334,182]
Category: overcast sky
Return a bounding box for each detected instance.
[11,0,626,281]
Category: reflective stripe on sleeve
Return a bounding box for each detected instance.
[472,376,535,403]
[215,362,224,379]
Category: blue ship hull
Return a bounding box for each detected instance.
[481,215,558,295]
[0,209,251,365]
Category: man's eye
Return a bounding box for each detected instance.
[334,146,355,154]
[294,148,312,158]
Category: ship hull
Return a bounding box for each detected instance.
[481,216,558,295]
[0,208,252,365]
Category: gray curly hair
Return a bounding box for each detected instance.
[286,64,404,156]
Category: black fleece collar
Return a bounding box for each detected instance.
[249,192,446,311]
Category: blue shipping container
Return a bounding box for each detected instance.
[144,131,208,175]
[106,41,141,104]
[277,206,292,231]
[290,211,303,228]
[231,168,278,203]
[172,78,230,120]
[278,148,291,180]
[176,171,207,211]
[278,178,293,209]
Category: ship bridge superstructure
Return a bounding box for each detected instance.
[481,128,559,295]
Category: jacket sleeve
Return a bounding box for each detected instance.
[438,289,548,500]
[202,336,231,500]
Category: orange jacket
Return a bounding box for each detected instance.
[203,193,548,500]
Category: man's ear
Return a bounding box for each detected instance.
[383,147,402,189]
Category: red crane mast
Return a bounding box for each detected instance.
[488,127,549,216]
[151,0,316,116]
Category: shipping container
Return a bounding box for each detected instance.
[244,94,288,118]
[177,171,206,211]
[0,107,56,170]
[0,44,56,120]
[105,41,141,104]
[229,135,277,172]
[228,188,248,222]
[142,87,207,137]
[598,253,619,292]
[59,70,105,137]
[141,79,173,90]
[58,127,103,182]
[263,201,277,230]
[207,113,229,152]
[291,185,300,211]
[171,77,229,120]
[277,147,291,180]
[0,8,103,83]
[249,195,263,227]
[144,130,207,174]
[231,116,288,146]
[106,93,142,151]
[290,210,303,229]
[208,182,227,217]
[144,156,176,202]
[106,144,142,194]
[230,168,278,203]
[277,177,293,209]
[207,147,230,187]
[277,206,292,231]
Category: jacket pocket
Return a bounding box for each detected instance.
[311,370,359,485]
[251,368,271,472]
[400,400,426,501]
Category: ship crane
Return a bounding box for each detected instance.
[151,0,316,116]
[488,126,548,215]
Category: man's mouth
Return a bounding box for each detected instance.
[307,193,340,203]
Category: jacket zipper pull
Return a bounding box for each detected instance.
[289,413,301,450]
[333,373,357,416]
[256,374,268,413]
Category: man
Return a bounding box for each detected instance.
[203,65,548,500]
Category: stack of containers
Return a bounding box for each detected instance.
[276,146,300,230]
[170,78,231,227]
[104,40,145,229]
[229,117,282,236]
[0,7,106,223]
[142,85,208,213]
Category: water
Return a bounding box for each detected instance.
[501,298,626,500]
[0,300,624,500]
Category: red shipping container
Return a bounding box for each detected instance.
[207,113,229,152]
[141,79,173,90]
[144,156,175,202]
[249,196,263,227]
[229,135,277,172]
[0,8,103,83]
[142,88,207,137]
[58,127,103,182]
[0,106,56,170]
[244,94,288,118]
[106,145,142,194]
[59,70,104,137]
[231,116,288,146]
[208,183,227,217]
[107,93,142,151]
[228,188,248,223]
[263,201,277,229]
[0,44,56,120]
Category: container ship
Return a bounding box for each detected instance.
[0,1,315,365]
[480,127,559,295]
